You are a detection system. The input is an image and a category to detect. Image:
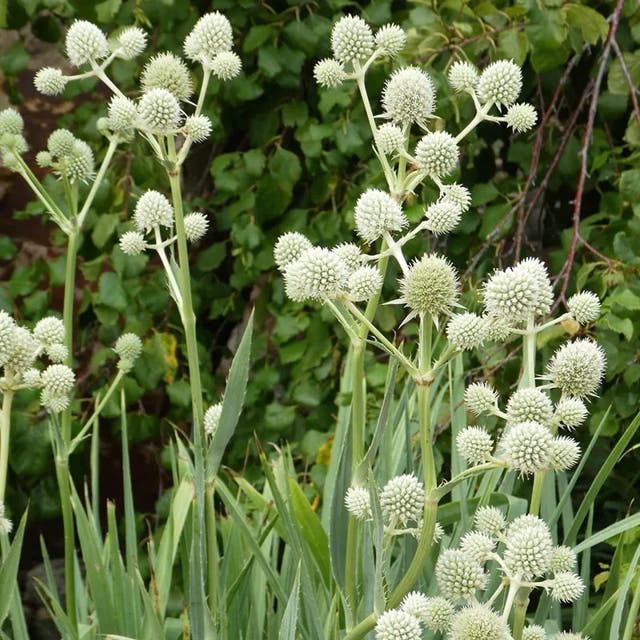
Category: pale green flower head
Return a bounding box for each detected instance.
[449,604,510,640]
[344,486,371,520]
[464,382,498,416]
[554,397,588,430]
[66,20,109,67]
[505,102,537,133]
[374,610,421,640]
[41,364,75,396]
[414,131,459,178]
[183,115,212,143]
[477,59,522,107]
[550,572,585,602]
[547,338,605,398]
[330,15,374,65]
[506,387,553,426]
[446,313,488,350]
[500,421,553,476]
[567,291,600,324]
[354,188,407,244]
[313,58,346,88]
[549,436,580,471]
[283,247,348,302]
[114,333,143,369]
[0,108,24,135]
[504,514,553,579]
[184,12,233,63]
[134,190,175,233]
[448,60,479,93]
[402,594,453,632]
[460,530,496,563]
[274,232,313,271]
[473,505,506,537]
[456,426,494,465]
[381,66,435,127]
[522,625,547,640]
[348,265,383,302]
[210,51,242,80]
[376,123,404,155]
[113,26,147,60]
[184,212,209,242]
[33,317,65,346]
[436,549,487,601]
[138,88,182,133]
[380,474,423,524]
[551,545,577,572]
[204,402,223,437]
[425,200,462,235]
[375,24,406,57]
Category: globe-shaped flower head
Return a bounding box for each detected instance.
[500,421,553,475]
[503,515,553,578]
[477,60,522,108]
[425,200,462,235]
[374,610,421,640]
[464,382,498,416]
[550,572,585,603]
[456,426,494,465]
[108,96,138,132]
[415,131,459,178]
[66,20,109,67]
[348,265,383,302]
[133,190,175,233]
[446,313,488,350]
[474,506,506,537]
[210,51,242,80]
[330,15,374,65]
[283,247,348,302]
[554,397,588,431]
[546,339,605,398]
[436,549,487,601]
[567,291,600,324]
[34,68,68,96]
[448,60,479,93]
[114,26,147,60]
[138,88,182,133]
[0,311,16,367]
[522,625,547,640]
[506,388,553,426]
[274,233,313,270]
[141,53,193,101]
[33,317,65,346]
[183,115,212,143]
[376,123,404,155]
[449,605,511,640]
[114,333,143,371]
[184,212,209,242]
[354,189,407,244]
[375,24,406,57]
[382,66,435,127]
[313,59,346,88]
[344,486,371,520]
[184,12,233,63]
[505,103,537,133]
[380,474,424,524]
[204,402,223,436]
[401,594,453,632]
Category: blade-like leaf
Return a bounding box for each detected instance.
[278,563,301,640]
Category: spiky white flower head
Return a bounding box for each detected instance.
[134,190,174,233]
[436,549,487,601]
[66,20,109,67]
[505,103,537,133]
[36,151,52,167]
[550,572,585,602]
[0,108,23,135]
[22,368,42,388]
[460,531,496,563]
[474,505,506,536]
[65,140,95,183]
[5,327,37,372]
[141,53,193,101]
[0,132,27,156]
[46,343,68,364]
[344,486,371,520]
[41,387,70,413]
[283,247,348,301]
[440,183,471,213]
[549,436,580,471]
[0,502,12,535]
[114,333,142,368]
[380,474,424,524]
[210,51,242,80]
[424,200,462,235]
[354,189,407,244]
[41,364,75,396]
[108,96,138,132]
[114,26,147,60]
[138,88,182,133]
[348,265,383,302]
[403,595,453,632]
[506,388,553,426]
[181,115,212,143]
[331,15,374,65]
[204,402,223,436]
[332,243,363,275]
[522,625,547,640]
[501,421,553,476]
[547,339,605,398]
[486,315,513,341]
[184,12,233,63]
[555,633,589,640]
[414,131,459,178]
[504,515,553,578]
[448,60,479,93]
[33,317,65,346]
[567,291,600,324]
[375,24,406,57]
[400,254,458,318]
[381,66,435,127]
[446,313,488,350]
[119,231,147,256]
[374,609,421,640]
[48,129,75,157]
[274,233,313,270]
[313,58,346,88]
[520,257,554,315]
[376,123,404,155]
[478,60,522,108]
[34,67,68,96]
[449,604,511,640]
[457,426,494,465]
[184,212,209,242]
[464,382,498,416]
[554,397,588,431]
[433,521,445,543]
[551,545,577,573]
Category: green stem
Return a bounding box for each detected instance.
[205,483,218,615]
[511,589,529,639]
[0,391,14,504]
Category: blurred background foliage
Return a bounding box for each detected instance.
[0,0,639,573]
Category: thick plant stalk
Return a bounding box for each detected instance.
[0,390,14,504]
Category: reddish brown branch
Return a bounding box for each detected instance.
[612,38,640,129]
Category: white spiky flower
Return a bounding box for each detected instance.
[114,26,147,59]
[436,549,487,601]
[457,426,494,465]
[549,436,580,471]
[332,243,363,274]
[0,108,23,135]
[41,387,70,413]
[141,52,193,100]
[313,58,346,88]
[474,505,506,536]
[404,595,453,632]
[138,88,182,133]
[500,421,553,476]
[554,397,588,430]
[547,339,605,398]
[34,67,68,96]
[504,515,553,578]
[348,265,383,302]
[374,610,421,640]
[22,368,42,388]
[464,382,499,416]
[379,474,424,524]
[551,545,577,572]
[460,531,496,563]
[33,317,65,346]
[5,327,38,372]
[133,190,174,233]
[449,604,511,640]
[425,200,462,235]
[375,24,406,57]
[182,114,212,143]
[210,51,242,80]
[477,60,522,108]
[448,60,479,93]
[376,123,404,155]
[441,183,471,213]
[344,486,371,520]
[119,231,147,256]
[381,66,435,127]
[46,343,68,364]
[274,233,313,270]
[567,291,600,324]
[108,96,138,132]
[555,634,589,640]
[204,402,223,436]
[184,12,233,63]
[184,212,209,242]
[283,247,348,301]
[330,15,374,65]
[354,188,407,244]
[47,128,75,157]
[505,103,537,133]
[520,257,554,316]
[522,625,547,640]
[114,333,142,366]
[506,388,554,426]
[41,364,75,396]
[65,140,95,183]
[36,151,52,167]
[446,313,488,350]
[550,572,585,602]
[66,20,109,66]
[414,131,459,178]
[0,502,12,535]
[400,591,430,623]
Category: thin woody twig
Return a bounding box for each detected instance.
[612,38,640,129]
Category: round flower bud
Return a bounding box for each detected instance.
[119,231,147,256]
[554,397,588,430]
[66,20,109,67]
[549,436,580,471]
[348,265,383,302]
[184,212,209,242]
[66,140,95,183]
[114,26,147,60]
[399,591,429,622]
[547,339,605,398]
[36,151,52,167]
[551,545,577,573]
[375,24,406,57]
[274,232,313,270]
[485,316,513,342]
[376,123,404,155]
[331,15,374,65]
[460,531,496,563]
[374,610,421,640]
[41,387,70,413]
[519,257,554,316]
[0,109,22,137]
[5,327,38,372]
[0,133,27,155]
[138,88,182,133]
[400,254,458,317]
[34,67,68,96]
[0,311,17,366]
[382,66,435,127]
[457,426,494,465]
[41,364,75,396]
[332,243,363,275]
[477,59,522,108]
[46,343,68,364]
[464,382,498,416]
[449,604,511,640]
[504,515,553,578]
[108,96,138,132]
[379,474,424,524]
[555,633,587,640]
[506,388,553,426]
[183,115,212,143]
[313,58,346,88]
[550,572,585,602]
[344,486,371,520]
[283,247,348,301]
[522,625,547,640]
[34,317,65,346]
[134,190,174,233]
[505,103,537,133]
[474,506,506,536]
[114,333,142,365]
[567,291,600,325]
[184,12,233,63]
[354,189,406,244]
[436,549,487,601]
[402,594,453,632]
[48,129,76,158]
[448,60,479,93]
[440,183,471,213]
[446,313,488,350]
[22,368,42,388]
[500,421,553,476]
[210,51,242,80]
[425,200,462,235]
[414,131,459,178]
[204,402,222,436]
